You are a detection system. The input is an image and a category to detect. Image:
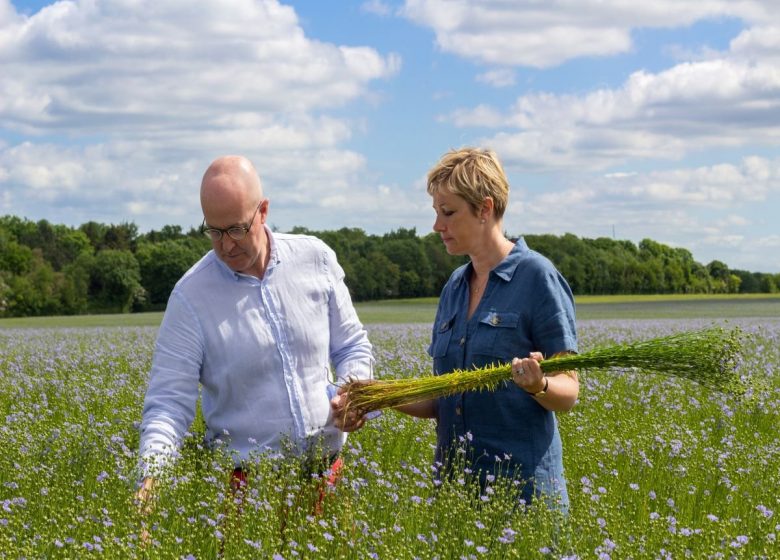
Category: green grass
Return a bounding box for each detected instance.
[575,293,780,303]
[0,311,166,329]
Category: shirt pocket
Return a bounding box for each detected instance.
[429,314,456,358]
[472,310,521,363]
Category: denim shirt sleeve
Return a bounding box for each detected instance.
[528,265,578,358]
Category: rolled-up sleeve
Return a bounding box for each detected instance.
[532,268,578,357]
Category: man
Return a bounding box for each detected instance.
[136,155,373,502]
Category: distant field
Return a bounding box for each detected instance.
[0,293,778,329]
[574,293,780,320]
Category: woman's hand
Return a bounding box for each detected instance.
[512,351,580,411]
[511,351,546,395]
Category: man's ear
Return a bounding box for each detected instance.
[259,198,270,223]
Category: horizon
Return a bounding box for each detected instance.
[2,0,779,272]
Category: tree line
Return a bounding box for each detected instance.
[1,215,777,317]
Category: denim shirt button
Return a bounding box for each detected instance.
[459,337,466,346]
[455,406,462,415]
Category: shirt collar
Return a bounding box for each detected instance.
[265,225,280,271]
[212,224,279,281]
[454,237,530,288]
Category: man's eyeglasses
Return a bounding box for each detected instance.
[201,204,261,242]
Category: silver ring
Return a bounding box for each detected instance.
[517,366,525,375]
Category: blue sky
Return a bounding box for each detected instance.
[2,0,779,273]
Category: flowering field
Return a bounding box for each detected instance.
[1,317,778,558]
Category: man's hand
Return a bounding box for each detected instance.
[134,477,156,546]
[135,476,157,513]
[330,384,373,432]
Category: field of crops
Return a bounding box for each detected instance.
[1,307,779,558]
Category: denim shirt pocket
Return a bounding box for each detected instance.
[473,310,521,362]
[430,314,456,357]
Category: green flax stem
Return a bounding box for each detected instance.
[344,326,744,413]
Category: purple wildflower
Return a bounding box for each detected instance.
[757,505,774,518]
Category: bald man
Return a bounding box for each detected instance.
[136,155,374,500]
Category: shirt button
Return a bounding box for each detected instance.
[455,407,462,415]
[459,337,466,346]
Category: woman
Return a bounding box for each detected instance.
[398,147,579,512]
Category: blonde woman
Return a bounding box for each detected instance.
[398,147,579,512]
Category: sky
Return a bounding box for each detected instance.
[1,0,779,273]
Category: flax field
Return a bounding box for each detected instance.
[1,315,778,559]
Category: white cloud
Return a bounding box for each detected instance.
[402,0,777,68]
[730,25,780,61]
[447,104,505,128]
[446,56,780,171]
[0,0,399,134]
[0,0,401,231]
[361,0,394,17]
[476,68,516,88]
[756,234,780,248]
[505,156,780,271]
[496,156,780,270]
[604,157,778,207]
[405,1,780,180]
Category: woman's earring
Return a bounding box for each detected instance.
[481,219,486,224]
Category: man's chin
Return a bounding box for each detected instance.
[221,255,245,271]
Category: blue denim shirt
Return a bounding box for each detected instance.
[429,238,577,508]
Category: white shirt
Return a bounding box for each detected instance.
[139,229,373,476]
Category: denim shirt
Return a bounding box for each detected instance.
[139,227,374,477]
[429,238,577,508]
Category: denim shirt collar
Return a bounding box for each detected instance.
[453,237,530,288]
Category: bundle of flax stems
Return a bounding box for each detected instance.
[343,326,744,414]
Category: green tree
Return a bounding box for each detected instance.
[2,250,59,316]
[103,222,139,251]
[136,239,207,307]
[89,249,145,312]
[349,252,401,300]
[707,260,731,293]
[760,275,778,293]
[49,226,93,270]
[379,229,433,298]
[139,224,185,243]
[0,215,38,245]
[59,252,94,314]
[0,238,34,275]
[79,221,109,248]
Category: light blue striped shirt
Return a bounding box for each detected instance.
[139,228,373,476]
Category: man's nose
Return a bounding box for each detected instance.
[220,235,238,250]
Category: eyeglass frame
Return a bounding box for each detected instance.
[201,202,262,242]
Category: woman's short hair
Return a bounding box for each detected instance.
[426,147,509,219]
